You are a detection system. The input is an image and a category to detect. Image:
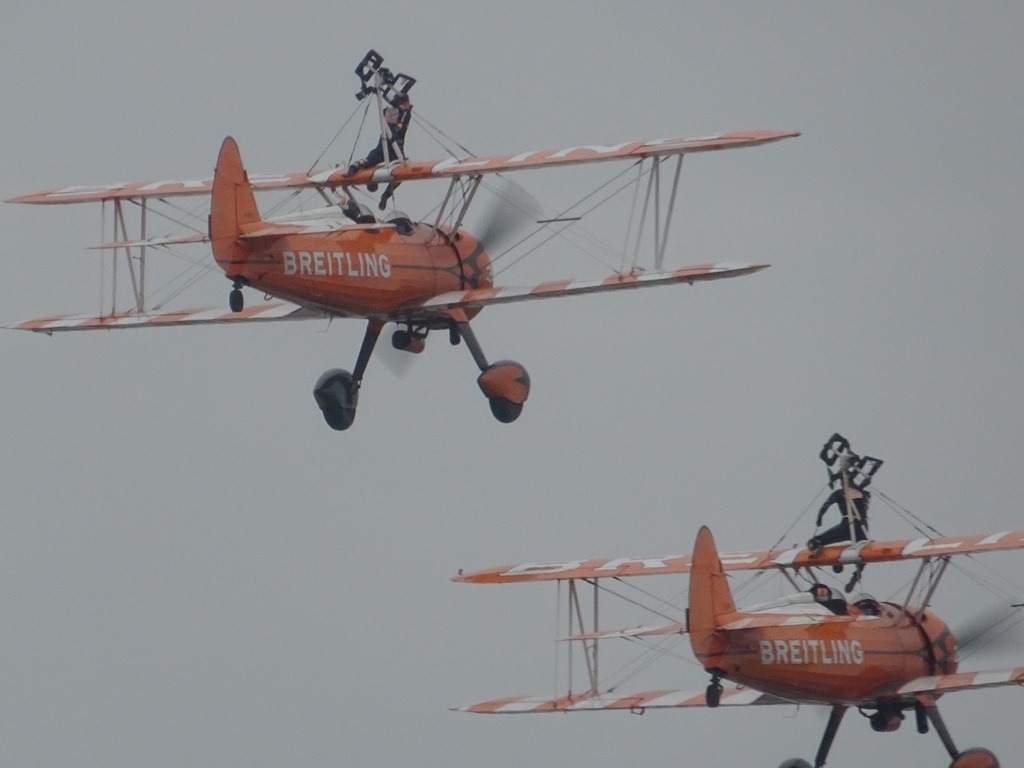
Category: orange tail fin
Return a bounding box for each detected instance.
[209,136,261,274]
[687,526,736,667]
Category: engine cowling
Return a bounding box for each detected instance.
[915,608,959,675]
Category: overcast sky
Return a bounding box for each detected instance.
[2,2,1024,766]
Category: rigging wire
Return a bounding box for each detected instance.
[875,488,1023,600]
[732,485,830,602]
[412,109,477,158]
[590,579,679,624]
[127,198,206,236]
[603,634,701,693]
[492,161,646,277]
[873,486,1024,655]
[613,576,688,619]
[306,101,368,174]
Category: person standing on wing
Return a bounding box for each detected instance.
[348,91,413,208]
[808,482,869,554]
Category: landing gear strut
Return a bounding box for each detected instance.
[313,320,383,431]
[452,318,530,424]
[312,315,530,430]
[778,705,845,768]
[779,702,1000,768]
[921,702,1000,768]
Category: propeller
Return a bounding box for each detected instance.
[472,177,544,257]
[954,603,1024,663]
[375,323,418,380]
[375,180,543,380]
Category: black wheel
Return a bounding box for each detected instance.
[229,288,244,313]
[488,397,523,424]
[777,760,812,768]
[392,329,411,350]
[313,369,358,431]
[705,682,723,708]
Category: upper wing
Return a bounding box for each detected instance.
[8,130,798,205]
[9,302,323,332]
[7,170,317,205]
[564,611,880,642]
[453,529,1024,584]
[870,668,1024,701]
[564,622,687,642]
[393,262,766,319]
[313,130,799,188]
[454,685,791,714]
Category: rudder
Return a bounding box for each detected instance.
[209,136,261,273]
[687,526,736,665]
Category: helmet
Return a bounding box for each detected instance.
[810,583,833,603]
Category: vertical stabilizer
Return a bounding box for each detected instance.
[688,526,736,665]
[209,136,261,273]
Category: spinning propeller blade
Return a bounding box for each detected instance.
[955,603,1024,661]
[473,178,544,256]
[375,323,418,379]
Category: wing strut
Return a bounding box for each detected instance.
[451,176,483,235]
[621,155,687,275]
[112,198,147,312]
[563,579,602,696]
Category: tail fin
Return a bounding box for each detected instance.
[209,136,262,272]
[687,526,736,666]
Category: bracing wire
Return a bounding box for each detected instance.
[732,485,830,601]
[306,101,368,174]
[412,109,476,158]
[590,579,679,624]
[492,161,647,277]
[875,487,1024,600]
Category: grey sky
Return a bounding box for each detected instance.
[2,2,1023,766]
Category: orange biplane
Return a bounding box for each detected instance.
[454,442,1023,768]
[6,51,797,429]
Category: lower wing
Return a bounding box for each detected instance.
[454,685,790,713]
[11,262,763,332]
[872,668,1024,701]
[403,262,766,317]
[9,302,322,332]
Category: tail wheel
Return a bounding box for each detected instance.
[777,761,812,768]
[950,749,999,768]
[313,369,358,431]
[229,288,244,313]
[705,681,723,708]
[477,360,530,424]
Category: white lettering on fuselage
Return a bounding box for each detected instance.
[282,251,391,279]
[759,639,864,666]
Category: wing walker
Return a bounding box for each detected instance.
[6,50,797,430]
[454,435,1022,768]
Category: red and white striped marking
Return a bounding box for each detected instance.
[454,685,788,714]
[455,529,1024,584]
[894,668,1024,696]
[419,263,767,313]
[12,303,318,332]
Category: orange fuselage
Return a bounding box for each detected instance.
[704,604,957,704]
[219,222,491,320]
